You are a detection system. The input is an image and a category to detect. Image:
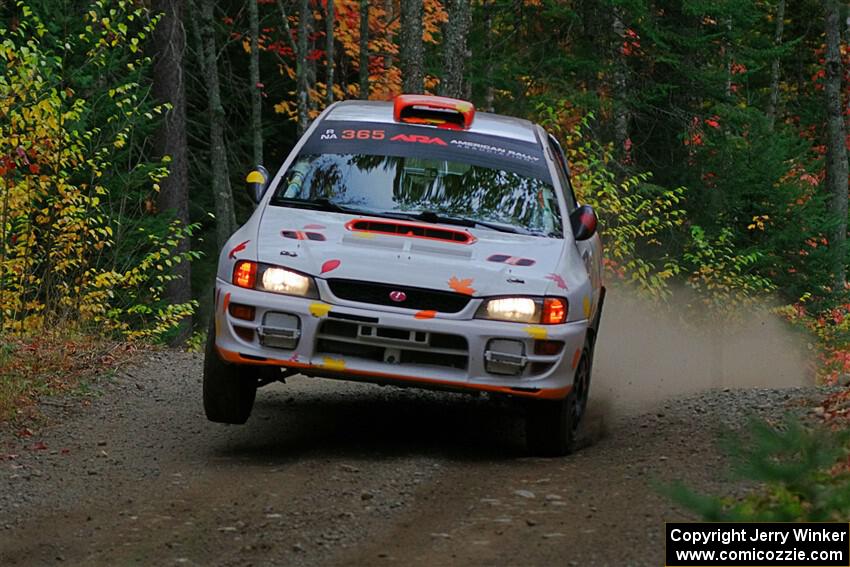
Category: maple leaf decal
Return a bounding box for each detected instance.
[448,276,475,295]
[545,273,568,290]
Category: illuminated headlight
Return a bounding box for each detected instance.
[258,265,317,297]
[475,297,568,325]
[482,298,537,323]
[233,261,317,297]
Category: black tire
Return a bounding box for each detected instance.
[203,322,257,424]
[525,391,577,457]
[525,343,592,457]
[573,344,592,424]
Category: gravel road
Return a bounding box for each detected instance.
[0,296,829,566]
[0,349,827,567]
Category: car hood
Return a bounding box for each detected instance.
[255,207,567,297]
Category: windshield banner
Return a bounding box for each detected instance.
[301,121,551,181]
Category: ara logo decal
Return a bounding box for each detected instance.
[390,134,448,146]
[320,129,338,140]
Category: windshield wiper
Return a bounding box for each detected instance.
[400,210,528,235]
[274,197,359,213]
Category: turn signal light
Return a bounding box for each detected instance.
[228,303,256,321]
[233,260,257,289]
[541,298,567,325]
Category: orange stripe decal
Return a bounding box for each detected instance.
[215,346,571,400]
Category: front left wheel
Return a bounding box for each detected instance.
[525,343,592,457]
[203,321,257,424]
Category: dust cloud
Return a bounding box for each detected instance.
[591,289,810,417]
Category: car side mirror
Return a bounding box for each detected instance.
[246,165,270,204]
[570,204,598,241]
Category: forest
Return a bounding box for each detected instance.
[4,0,850,545]
[1,0,849,381]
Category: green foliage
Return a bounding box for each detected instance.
[539,107,686,298]
[0,1,197,340]
[683,225,775,318]
[666,417,850,521]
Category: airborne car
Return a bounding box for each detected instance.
[204,95,604,456]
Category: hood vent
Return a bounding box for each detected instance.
[345,219,476,245]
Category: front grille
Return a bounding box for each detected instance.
[316,320,469,370]
[326,279,471,313]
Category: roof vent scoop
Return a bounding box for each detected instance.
[393,94,475,130]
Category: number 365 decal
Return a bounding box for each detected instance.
[341,129,385,140]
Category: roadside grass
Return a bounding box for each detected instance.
[0,333,139,424]
[663,415,850,521]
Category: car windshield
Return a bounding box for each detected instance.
[270,153,562,237]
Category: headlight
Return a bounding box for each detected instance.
[233,261,318,298]
[483,297,537,323]
[261,266,311,295]
[475,296,568,325]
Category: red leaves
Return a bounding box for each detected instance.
[620,28,641,57]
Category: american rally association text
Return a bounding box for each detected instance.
[669,527,848,547]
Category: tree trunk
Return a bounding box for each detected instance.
[612,7,630,162]
[296,0,310,134]
[400,0,424,93]
[326,0,334,105]
[200,0,237,248]
[723,17,733,98]
[359,0,369,99]
[824,0,849,289]
[152,0,192,342]
[483,2,494,111]
[439,0,470,98]
[766,0,785,132]
[248,0,263,165]
[383,0,394,91]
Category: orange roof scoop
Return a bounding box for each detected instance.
[393,94,475,130]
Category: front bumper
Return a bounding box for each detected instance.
[213,279,587,400]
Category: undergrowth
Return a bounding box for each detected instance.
[0,333,140,423]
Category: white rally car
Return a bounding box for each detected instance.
[204,95,605,455]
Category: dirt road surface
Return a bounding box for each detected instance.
[0,298,826,566]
